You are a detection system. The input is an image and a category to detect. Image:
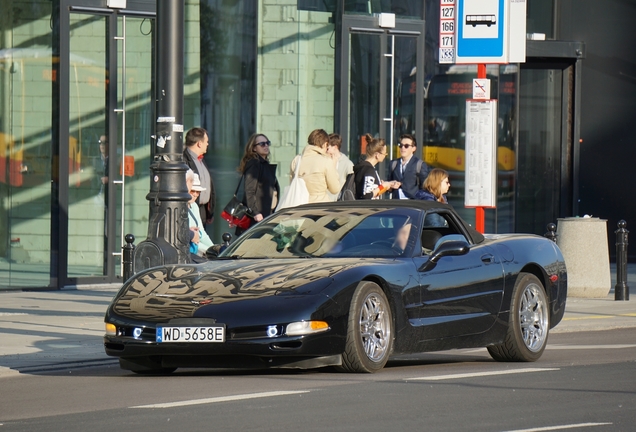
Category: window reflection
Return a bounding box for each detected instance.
[0,1,53,288]
[222,207,420,258]
[345,0,423,19]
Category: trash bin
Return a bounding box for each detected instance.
[556,217,611,298]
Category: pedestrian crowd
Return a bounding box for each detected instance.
[181,126,452,259]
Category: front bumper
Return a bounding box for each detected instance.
[103,317,347,369]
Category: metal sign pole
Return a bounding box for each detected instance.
[475,63,487,233]
[133,0,191,271]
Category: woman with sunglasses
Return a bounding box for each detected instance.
[353,133,401,199]
[237,133,280,234]
[388,134,430,199]
[186,170,214,261]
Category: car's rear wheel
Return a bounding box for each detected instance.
[119,357,176,375]
[338,281,393,373]
[488,272,549,362]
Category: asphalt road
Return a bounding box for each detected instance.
[1,328,634,432]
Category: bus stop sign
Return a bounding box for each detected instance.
[453,0,527,64]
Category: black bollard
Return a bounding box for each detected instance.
[219,232,232,254]
[544,223,557,242]
[123,234,135,282]
[615,220,629,301]
[205,233,233,260]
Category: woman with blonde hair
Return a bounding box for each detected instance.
[415,168,451,202]
[352,133,400,199]
[416,168,451,227]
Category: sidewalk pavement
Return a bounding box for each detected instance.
[1,265,636,378]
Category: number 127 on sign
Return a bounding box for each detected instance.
[441,6,455,18]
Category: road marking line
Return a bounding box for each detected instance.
[130,390,310,409]
[562,313,636,321]
[0,313,28,316]
[502,422,612,432]
[547,344,636,350]
[407,367,559,381]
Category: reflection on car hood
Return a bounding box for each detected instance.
[111,258,365,321]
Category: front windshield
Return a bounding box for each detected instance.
[221,207,421,259]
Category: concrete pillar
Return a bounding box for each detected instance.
[556,217,611,298]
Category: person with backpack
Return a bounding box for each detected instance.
[326,133,354,201]
[389,133,430,199]
[352,133,400,199]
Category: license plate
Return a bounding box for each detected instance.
[156,326,225,343]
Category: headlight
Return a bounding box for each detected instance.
[105,323,117,336]
[285,321,329,336]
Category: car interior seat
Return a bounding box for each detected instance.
[420,229,443,254]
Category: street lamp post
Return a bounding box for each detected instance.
[133,0,190,272]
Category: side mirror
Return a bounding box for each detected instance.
[418,240,470,272]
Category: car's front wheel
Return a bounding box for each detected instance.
[488,272,549,362]
[338,281,393,373]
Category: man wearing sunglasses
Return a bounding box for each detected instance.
[389,134,430,199]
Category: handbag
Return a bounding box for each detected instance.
[221,175,253,229]
[275,155,310,211]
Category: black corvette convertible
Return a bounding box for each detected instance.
[104,200,567,374]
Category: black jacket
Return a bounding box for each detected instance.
[388,156,429,199]
[242,156,280,219]
[353,160,381,200]
[183,147,216,219]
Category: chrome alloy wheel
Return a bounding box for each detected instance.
[518,282,549,352]
[359,293,391,362]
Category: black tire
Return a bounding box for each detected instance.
[488,272,549,362]
[119,357,176,375]
[338,282,393,373]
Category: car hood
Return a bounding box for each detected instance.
[109,258,367,322]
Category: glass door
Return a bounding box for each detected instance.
[67,12,110,279]
[114,15,155,278]
[340,17,425,176]
[516,62,575,234]
[64,8,154,284]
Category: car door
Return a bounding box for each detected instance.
[411,211,505,341]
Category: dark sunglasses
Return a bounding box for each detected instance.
[398,143,413,149]
[256,141,271,147]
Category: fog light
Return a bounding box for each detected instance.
[133,327,143,339]
[105,323,117,336]
[267,325,279,337]
[286,321,329,336]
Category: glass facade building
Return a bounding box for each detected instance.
[1,0,633,289]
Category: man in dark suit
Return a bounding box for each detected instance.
[183,127,216,227]
[389,134,429,199]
